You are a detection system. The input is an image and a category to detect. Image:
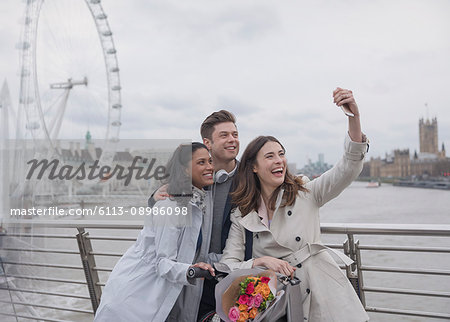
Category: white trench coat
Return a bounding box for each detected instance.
[221,134,370,322]
[94,190,214,322]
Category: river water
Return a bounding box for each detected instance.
[1,182,449,321]
[320,181,450,322]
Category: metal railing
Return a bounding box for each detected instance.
[0,220,449,321]
[321,223,450,320]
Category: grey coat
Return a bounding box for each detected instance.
[94,190,214,322]
[221,134,370,322]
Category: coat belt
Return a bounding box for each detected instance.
[281,243,354,267]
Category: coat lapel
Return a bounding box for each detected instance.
[239,211,270,233]
[239,189,296,253]
[239,188,285,234]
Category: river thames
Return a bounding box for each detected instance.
[320,181,450,322]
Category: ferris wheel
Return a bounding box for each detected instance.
[17,0,122,154]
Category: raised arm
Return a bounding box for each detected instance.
[309,88,368,207]
[333,87,363,142]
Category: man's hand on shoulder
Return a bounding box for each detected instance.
[154,184,170,201]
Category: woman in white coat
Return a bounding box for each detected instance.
[94,142,216,322]
[220,88,370,321]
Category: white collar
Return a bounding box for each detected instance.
[228,161,238,177]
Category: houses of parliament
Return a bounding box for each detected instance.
[362,117,449,178]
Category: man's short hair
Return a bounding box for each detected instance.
[200,110,236,140]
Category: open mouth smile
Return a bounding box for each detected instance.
[203,172,213,179]
[271,167,284,177]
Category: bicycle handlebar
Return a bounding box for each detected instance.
[187,266,215,279]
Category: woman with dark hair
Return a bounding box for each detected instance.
[221,88,369,321]
[95,142,215,322]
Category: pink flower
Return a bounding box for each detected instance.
[228,306,240,322]
[253,293,263,308]
[247,296,255,308]
[238,294,249,305]
[261,276,270,284]
[245,282,255,295]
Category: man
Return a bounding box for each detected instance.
[149,110,240,320]
[197,110,239,319]
[199,110,239,255]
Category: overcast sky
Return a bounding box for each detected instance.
[1,0,449,168]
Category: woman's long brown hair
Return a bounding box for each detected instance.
[231,136,308,216]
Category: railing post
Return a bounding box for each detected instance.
[76,228,102,313]
[344,234,366,306]
[354,240,366,306]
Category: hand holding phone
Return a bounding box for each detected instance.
[340,104,354,117]
[333,87,356,117]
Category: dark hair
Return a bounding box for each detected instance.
[164,142,208,198]
[231,136,308,216]
[200,110,236,140]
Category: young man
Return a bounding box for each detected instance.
[197,110,240,319]
[199,110,239,256]
[149,110,240,320]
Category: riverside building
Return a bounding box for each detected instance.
[362,117,449,178]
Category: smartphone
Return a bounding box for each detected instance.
[340,105,354,117]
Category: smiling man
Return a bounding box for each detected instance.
[197,110,240,319]
[200,110,240,255]
[200,110,239,174]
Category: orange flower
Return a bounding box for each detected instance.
[258,283,271,298]
[238,310,249,322]
[254,283,271,297]
[254,284,263,295]
[238,304,248,312]
[249,308,258,319]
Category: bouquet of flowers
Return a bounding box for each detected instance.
[228,276,275,321]
[215,268,281,322]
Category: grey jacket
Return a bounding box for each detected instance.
[95,190,214,322]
